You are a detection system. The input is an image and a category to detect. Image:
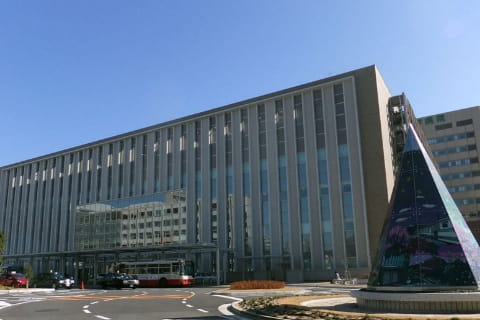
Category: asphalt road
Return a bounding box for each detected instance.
[0,287,245,320]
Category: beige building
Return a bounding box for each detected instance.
[418,107,480,240]
[1,65,413,282]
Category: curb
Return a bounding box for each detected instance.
[229,301,282,320]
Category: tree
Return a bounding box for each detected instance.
[24,264,34,288]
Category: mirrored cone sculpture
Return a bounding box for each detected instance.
[367,124,480,291]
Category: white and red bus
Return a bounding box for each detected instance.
[119,259,194,287]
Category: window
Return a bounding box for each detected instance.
[457,119,473,127]
[432,145,476,156]
[448,184,476,193]
[166,128,173,154]
[442,171,473,181]
[455,198,480,206]
[435,123,452,130]
[436,114,446,122]
[424,117,434,125]
[428,131,475,145]
[439,157,478,168]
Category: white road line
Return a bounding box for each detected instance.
[83,309,91,314]
[212,294,243,301]
[83,305,89,309]
[186,304,193,308]
[95,316,111,320]
[91,301,99,305]
[197,308,208,313]
[0,301,12,310]
[218,303,251,319]
[218,303,234,315]
[182,301,187,304]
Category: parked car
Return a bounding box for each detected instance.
[194,272,217,286]
[0,272,28,288]
[30,272,74,289]
[98,273,138,289]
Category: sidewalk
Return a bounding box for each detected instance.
[0,288,55,295]
[214,285,311,298]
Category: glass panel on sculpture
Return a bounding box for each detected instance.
[368,125,480,290]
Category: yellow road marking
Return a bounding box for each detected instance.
[52,294,193,301]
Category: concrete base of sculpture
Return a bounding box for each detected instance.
[351,289,480,314]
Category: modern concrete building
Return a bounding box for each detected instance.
[418,106,480,240]
[0,65,415,282]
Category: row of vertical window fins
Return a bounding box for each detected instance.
[1,85,344,212]
[3,84,347,197]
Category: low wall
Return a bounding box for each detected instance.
[352,290,480,314]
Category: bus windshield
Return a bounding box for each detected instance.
[183,261,194,276]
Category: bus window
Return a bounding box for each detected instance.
[137,265,146,274]
[147,266,158,274]
[159,264,170,274]
[172,263,179,274]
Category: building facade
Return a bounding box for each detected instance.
[0,65,409,282]
[418,107,480,240]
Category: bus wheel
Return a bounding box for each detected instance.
[159,278,168,288]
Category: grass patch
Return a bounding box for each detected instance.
[230,280,285,290]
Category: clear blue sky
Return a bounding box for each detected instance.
[1,1,479,166]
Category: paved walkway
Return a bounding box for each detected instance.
[295,295,480,319]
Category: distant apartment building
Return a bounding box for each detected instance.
[0,65,416,282]
[418,106,480,239]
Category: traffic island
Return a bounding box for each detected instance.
[230,295,480,320]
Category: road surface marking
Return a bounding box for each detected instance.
[218,303,234,315]
[52,294,191,301]
[0,301,12,310]
[212,294,242,301]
